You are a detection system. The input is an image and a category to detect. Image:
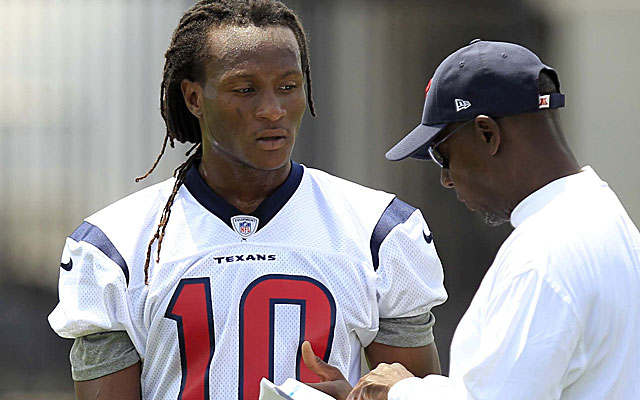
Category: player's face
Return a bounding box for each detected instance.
[198,25,306,172]
[437,124,510,226]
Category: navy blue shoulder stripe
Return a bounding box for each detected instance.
[370,197,417,271]
[69,221,130,285]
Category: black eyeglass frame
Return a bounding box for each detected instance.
[426,119,474,169]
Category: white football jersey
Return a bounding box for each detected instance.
[49,162,447,400]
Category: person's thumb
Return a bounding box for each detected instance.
[301,341,343,381]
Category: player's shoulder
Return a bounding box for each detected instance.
[302,165,396,205]
[65,177,176,259]
[301,165,422,228]
[62,177,178,284]
[84,177,175,230]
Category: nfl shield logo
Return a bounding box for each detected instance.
[231,215,259,238]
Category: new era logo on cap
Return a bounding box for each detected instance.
[455,99,471,112]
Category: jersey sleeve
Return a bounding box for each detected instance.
[48,221,133,339]
[372,198,447,321]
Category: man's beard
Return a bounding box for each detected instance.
[483,211,509,227]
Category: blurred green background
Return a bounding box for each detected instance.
[1,0,638,398]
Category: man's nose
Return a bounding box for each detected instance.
[440,168,455,188]
[255,91,287,121]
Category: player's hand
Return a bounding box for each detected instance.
[347,362,414,400]
[301,341,353,400]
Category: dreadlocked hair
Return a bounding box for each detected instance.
[137,0,315,284]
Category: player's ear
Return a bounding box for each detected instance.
[474,115,501,157]
[181,78,204,119]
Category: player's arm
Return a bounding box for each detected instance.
[365,341,440,377]
[71,331,142,400]
[370,199,447,376]
[75,362,142,400]
[364,312,441,376]
[48,223,141,398]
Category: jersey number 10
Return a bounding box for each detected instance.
[165,274,337,400]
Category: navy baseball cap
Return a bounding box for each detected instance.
[386,39,565,161]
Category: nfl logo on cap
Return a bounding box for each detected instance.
[231,216,259,238]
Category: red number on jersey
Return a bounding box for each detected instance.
[239,274,336,400]
[165,278,215,400]
[166,274,336,400]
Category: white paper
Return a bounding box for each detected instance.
[259,377,336,400]
[259,378,295,400]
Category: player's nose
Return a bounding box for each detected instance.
[440,168,455,188]
[255,90,286,121]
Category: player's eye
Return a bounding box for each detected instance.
[233,87,255,94]
[279,83,298,91]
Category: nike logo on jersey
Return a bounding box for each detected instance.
[60,259,73,271]
[423,231,433,244]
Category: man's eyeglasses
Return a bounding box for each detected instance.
[426,119,474,169]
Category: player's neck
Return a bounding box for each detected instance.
[198,157,292,214]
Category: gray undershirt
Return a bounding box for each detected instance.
[70,331,140,381]
[373,311,436,347]
[70,312,435,380]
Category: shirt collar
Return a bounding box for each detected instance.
[184,160,304,231]
[510,166,603,228]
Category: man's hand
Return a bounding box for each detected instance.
[301,341,353,400]
[347,362,414,400]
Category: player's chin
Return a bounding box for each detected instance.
[249,153,293,172]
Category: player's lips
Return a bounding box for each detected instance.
[256,129,288,151]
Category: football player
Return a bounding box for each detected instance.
[48,1,447,399]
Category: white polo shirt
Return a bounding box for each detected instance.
[390,166,640,399]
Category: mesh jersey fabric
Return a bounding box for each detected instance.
[49,162,447,400]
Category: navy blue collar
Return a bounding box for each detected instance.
[184,161,304,232]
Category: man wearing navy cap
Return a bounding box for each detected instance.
[304,40,640,399]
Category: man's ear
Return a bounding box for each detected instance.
[474,115,501,157]
[181,78,203,119]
